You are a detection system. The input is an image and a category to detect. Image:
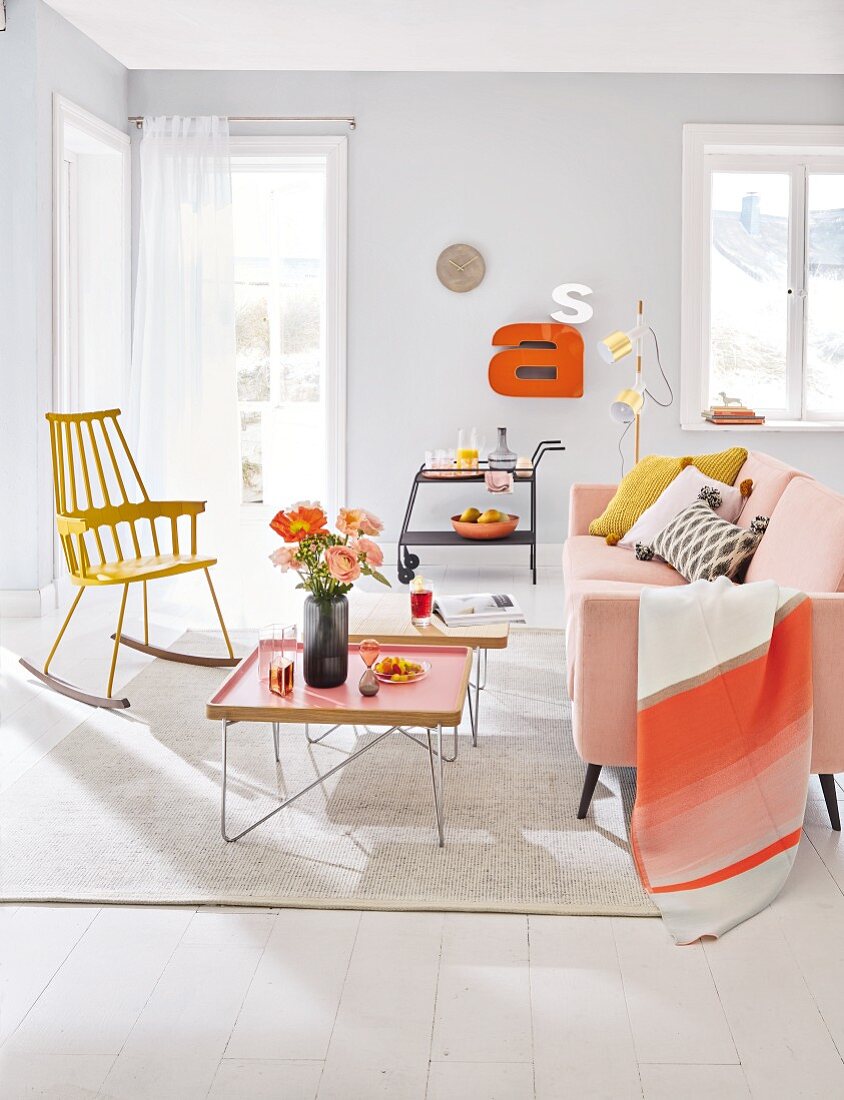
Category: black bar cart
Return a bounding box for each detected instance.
[396,440,565,585]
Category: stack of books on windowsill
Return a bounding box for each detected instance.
[703,404,766,426]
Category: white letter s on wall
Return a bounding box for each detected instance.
[550,283,594,325]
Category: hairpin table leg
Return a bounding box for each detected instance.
[464,648,482,747]
[222,720,436,844]
[426,724,445,847]
[305,722,341,745]
[396,724,459,762]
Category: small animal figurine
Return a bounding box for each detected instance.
[718,391,743,407]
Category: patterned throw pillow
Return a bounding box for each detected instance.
[635,494,769,582]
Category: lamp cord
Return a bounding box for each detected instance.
[618,326,673,478]
[643,326,674,408]
[617,419,632,479]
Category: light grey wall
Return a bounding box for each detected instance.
[128,70,844,548]
[0,0,128,592]
[0,0,39,592]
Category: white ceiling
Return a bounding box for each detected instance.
[44,0,844,73]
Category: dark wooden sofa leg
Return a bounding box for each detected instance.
[819,774,841,831]
[577,763,603,819]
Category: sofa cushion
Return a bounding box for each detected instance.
[588,447,748,539]
[734,451,809,528]
[563,535,687,588]
[744,477,844,591]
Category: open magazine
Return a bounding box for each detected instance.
[433,592,525,628]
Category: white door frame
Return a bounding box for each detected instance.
[52,95,131,593]
[52,94,131,416]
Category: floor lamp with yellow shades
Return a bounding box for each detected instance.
[20,409,239,710]
[597,299,673,466]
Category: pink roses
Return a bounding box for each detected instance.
[336,508,383,537]
[268,500,389,597]
[352,537,384,567]
[324,544,362,584]
[269,546,300,572]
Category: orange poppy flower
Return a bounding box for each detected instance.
[270,502,328,542]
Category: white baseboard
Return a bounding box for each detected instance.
[0,583,58,618]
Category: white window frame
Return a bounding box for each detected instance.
[681,123,844,431]
[229,135,347,516]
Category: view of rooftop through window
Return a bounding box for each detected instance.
[709,169,843,416]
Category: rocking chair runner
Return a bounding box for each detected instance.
[20,409,239,709]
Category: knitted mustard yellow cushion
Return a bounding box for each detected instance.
[588,447,748,540]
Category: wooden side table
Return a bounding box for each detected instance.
[349,591,510,746]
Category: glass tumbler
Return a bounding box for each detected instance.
[410,578,434,627]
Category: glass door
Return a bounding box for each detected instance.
[231,141,346,521]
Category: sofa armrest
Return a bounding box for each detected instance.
[567,582,641,766]
[567,585,844,774]
[568,484,617,537]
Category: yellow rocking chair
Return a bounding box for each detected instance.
[20,409,239,709]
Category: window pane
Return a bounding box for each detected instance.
[235,287,270,404]
[232,166,326,504]
[709,172,790,410]
[805,174,844,415]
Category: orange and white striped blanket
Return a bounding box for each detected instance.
[632,577,813,944]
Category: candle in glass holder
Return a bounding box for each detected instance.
[269,657,294,696]
[266,623,297,697]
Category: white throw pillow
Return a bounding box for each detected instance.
[619,466,744,553]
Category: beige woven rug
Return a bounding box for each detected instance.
[2,629,655,915]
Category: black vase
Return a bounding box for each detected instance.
[303,594,349,688]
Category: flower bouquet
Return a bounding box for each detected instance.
[269,502,390,687]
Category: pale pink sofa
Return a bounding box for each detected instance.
[564,451,844,829]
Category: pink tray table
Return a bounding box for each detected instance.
[207,643,472,845]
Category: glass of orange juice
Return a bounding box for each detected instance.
[456,428,479,470]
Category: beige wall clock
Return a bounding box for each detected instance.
[436,243,486,292]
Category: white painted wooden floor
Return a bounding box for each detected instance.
[2,565,844,1099]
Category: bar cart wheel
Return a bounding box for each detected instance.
[397,547,419,584]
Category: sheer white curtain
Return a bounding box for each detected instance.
[129,116,241,600]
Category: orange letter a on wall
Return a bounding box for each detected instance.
[489,322,584,397]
